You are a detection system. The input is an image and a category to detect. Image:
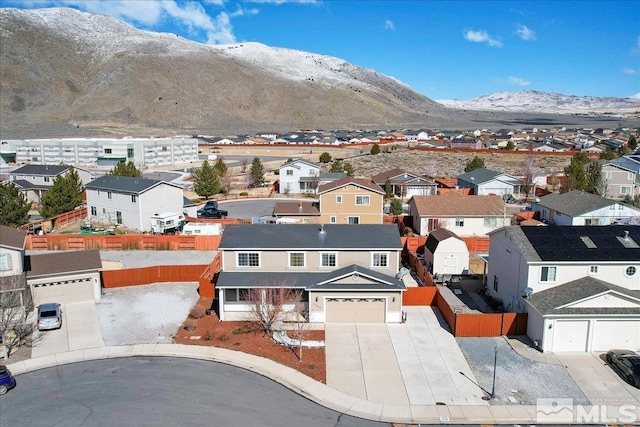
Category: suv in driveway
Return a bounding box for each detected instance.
[37,303,62,331]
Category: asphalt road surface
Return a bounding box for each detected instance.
[219,198,282,219]
[0,357,387,427]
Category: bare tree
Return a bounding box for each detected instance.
[0,274,36,360]
[288,293,309,362]
[521,154,536,201]
[244,287,302,335]
[241,158,248,174]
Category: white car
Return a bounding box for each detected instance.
[37,303,62,331]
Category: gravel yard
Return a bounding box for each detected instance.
[96,282,199,346]
[100,250,216,268]
[456,336,587,405]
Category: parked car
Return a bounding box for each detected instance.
[606,349,640,388]
[203,200,218,210]
[197,206,228,219]
[37,303,62,331]
[0,365,16,395]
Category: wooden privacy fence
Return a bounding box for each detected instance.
[198,253,222,298]
[403,287,437,306]
[102,264,208,288]
[27,234,222,251]
[405,251,435,286]
[454,312,528,337]
[403,235,489,254]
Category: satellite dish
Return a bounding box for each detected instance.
[523,287,534,297]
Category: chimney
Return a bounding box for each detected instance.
[624,230,630,241]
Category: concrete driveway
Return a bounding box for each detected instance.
[556,352,640,404]
[32,301,104,358]
[325,306,488,406]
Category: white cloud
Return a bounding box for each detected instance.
[508,76,530,86]
[207,11,236,44]
[464,30,502,47]
[384,19,395,31]
[516,24,536,41]
[631,93,640,99]
[622,67,638,75]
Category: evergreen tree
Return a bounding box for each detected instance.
[192,160,219,199]
[319,152,332,163]
[506,141,515,150]
[585,161,603,195]
[213,158,228,177]
[384,177,394,198]
[330,160,355,176]
[600,147,616,160]
[564,152,602,194]
[628,134,637,152]
[370,143,381,155]
[39,168,83,218]
[389,198,403,215]
[213,158,230,194]
[0,182,30,227]
[250,157,265,186]
[108,161,142,177]
[464,156,485,172]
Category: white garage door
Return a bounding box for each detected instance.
[552,320,589,352]
[31,277,94,306]
[326,298,385,323]
[591,320,640,352]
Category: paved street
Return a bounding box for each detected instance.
[325,306,488,406]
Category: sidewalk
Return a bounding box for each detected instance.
[9,343,635,424]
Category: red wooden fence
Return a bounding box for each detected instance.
[102,264,208,288]
[198,253,222,298]
[27,234,222,251]
[403,287,437,306]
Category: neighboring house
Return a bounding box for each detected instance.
[317,177,385,224]
[487,225,640,353]
[9,164,92,203]
[278,159,321,194]
[602,156,640,199]
[531,190,640,225]
[26,250,103,307]
[85,175,184,232]
[371,168,437,198]
[404,130,429,142]
[0,226,31,312]
[273,201,320,224]
[457,168,522,196]
[408,192,508,237]
[416,140,448,149]
[423,228,469,276]
[216,224,405,323]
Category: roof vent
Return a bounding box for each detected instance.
[319,224,325,234]
[624,230,630,241]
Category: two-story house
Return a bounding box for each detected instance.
[278,159,322,194]
[408,192,509,237]
[216,224,405,323]
[0,225,30,311]
[371,168,438,199]
[602,155,640,199]
[317,177,385,224]
[487,225,640,353]
[9,164,92,203]
[85,175,184,232]
[531,190,640,225]
[457,168,522,196]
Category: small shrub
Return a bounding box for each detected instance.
[189,308,204,319]
[232,326,244,335]
[219,334,228,342]
[204,329,214,341]
[239,191,248,196]
[183,322,196,332]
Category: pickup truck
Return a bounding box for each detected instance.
[197,206,228,219]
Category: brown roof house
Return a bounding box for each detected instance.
[371,168,438,199]
[317,177,385,224]
[408,192,509,237]
[272,201,320,224]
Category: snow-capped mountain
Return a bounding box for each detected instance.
[437,90,640,114]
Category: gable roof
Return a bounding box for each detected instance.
[519,225,640,262]
[317,177,384,194]
[458,168,522,186]
[85,175,180,194]
[534,190,632,217]
[273,201,320,216]
[11,164,70,176]
[219,224,401,250]
[425,228,463,254]
[526,276,640,315]
[0,225,27,250]
[279,159,321,170]
[371,168,416,183]
[25,249,102,278]
[410,192,505,217]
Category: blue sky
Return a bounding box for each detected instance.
[5,1,640,100]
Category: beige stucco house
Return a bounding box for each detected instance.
[317,177,385,224]
[216,224,405,323]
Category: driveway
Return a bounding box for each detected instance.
[325,306,488,406]
[32,301,104,358]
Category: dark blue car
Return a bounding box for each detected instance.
[0,365,16,395]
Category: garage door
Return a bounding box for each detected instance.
[591,320,640,352]
[326,298,385,323]
[552,320,589,352]
[31,277,94,306]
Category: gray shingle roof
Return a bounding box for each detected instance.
[526,276,640,316]
[12,179,50,191]
[535,190,623,216]
[488,226,541,262]
[457,168,502,184]
[25,249,102,278]
[85,175,175,194]
[219,224,402,250]
[0,225,27,250]
[11,164,69,176]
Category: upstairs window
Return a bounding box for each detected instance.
[320,252,337,268]
[336,195,342,204]
[355,195,370,206]
[286,169,293,176]
[372,252,388,268]
[131,195,137,203]
[455,218,465,227]
[237,252,260,267]
[288,252,306,268]
[540,266,557,282]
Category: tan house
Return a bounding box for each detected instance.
[216,224,405,323]
[317,177,385,224]
[603,160,640,199]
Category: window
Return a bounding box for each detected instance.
[116,211,122,224]
[105,148,112,154]
[540,266,557,282]
[484,217,497,227]
[127,148,134,158]
[625,266,637,277]
[347,216,359,224]
[224,289,249,302]
[0,254,10,270]
[620,186,631,195]
[585,218,599,225]
[162,146,167,152]
[336,195,342,204]
[455,218,464,227]
[286,169,293,176]
[372,252,388,268]
[610,204,615,210]
[237,252,260,267]
[320,252,337,267]
[330,216,336,224]
[493,276,498,292]
[91,206,97,216]
[44,177,50,183]
[589,265,598,275]
[108,192,112,200]
[131,194,137,203]
[355,195,370,206]
[288,252,306,268]
[628,172,634,181]
[605,171,612,180]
